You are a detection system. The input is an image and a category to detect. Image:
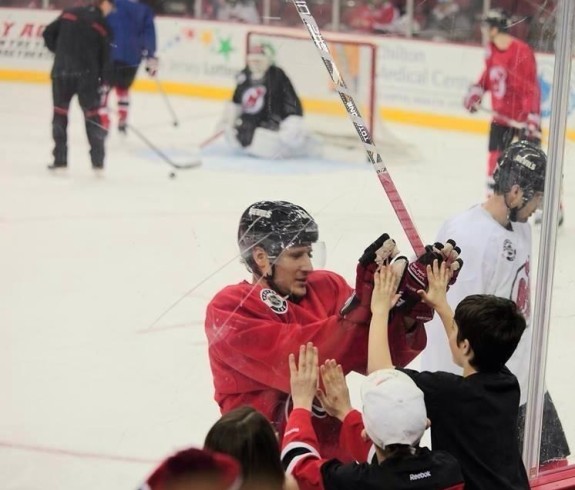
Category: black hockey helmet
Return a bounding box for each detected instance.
[238,201,319,269]
[493,141,546,202]
[482,8,511,32]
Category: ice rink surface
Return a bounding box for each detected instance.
[1,81,574,489]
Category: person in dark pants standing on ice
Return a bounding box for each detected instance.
[43,0,114,175]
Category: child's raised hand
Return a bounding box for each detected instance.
[371,265,401,316]
[317,359,353,422]
[417,259,451,309]
[289,342,319,410]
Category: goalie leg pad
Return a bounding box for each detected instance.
[279,115,323,158]
[246,127,284,159]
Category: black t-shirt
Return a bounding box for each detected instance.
[320,447,463,490]
[398,367,530,490]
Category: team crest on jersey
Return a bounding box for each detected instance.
[503,239,517,261]
[260,289,288,314]
[511,260,530,319]
[241,86,267,114]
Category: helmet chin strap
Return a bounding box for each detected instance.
[505,191,531,223]
[508,207,519,223]
[262,264,304,303]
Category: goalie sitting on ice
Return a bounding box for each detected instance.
[219,45,322,159]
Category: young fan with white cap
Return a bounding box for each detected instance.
[281,343,464,490]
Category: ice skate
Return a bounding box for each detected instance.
[92,165,105,178]
[47,163,68,175]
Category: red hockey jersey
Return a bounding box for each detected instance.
[477,38,540,125]
[205,270,426,461]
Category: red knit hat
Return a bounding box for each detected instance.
[138,447,242,490]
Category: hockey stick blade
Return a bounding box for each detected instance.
[127,123,201,170]
[290,0,424,256]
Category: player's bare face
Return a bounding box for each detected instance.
[272,245,314,299]
[516,191,544,222]
[481,24,495,44]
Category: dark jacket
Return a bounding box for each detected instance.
[43,6,111,82]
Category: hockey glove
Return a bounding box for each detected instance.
[463,85,484,113]
[145,56,159,77]
[259,114,283,132]
[520,113,542,145]
[340,233,399,324]
[394,240,463,323]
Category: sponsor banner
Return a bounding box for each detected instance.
[1,9,574,134]
[0,9,54,70]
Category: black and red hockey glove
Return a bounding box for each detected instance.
[340,233,399,324]
[394,239,463,323]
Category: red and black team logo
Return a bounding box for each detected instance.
[510,260,530,320]
[241,86,267,114]
[260,289,288,314]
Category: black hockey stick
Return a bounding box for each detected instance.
[87,117,200,170]
[127,123,202,170]
[155,77,180,127]
[290,0,424,256]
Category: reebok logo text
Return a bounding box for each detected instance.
[410,470,431,481]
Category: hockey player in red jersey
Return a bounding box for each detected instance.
[219,45,322,159]
[205,200,446,461]
[463,9,541,193]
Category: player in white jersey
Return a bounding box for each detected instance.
[420,141,569,468]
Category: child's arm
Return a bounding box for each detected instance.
[367,265,400,373]
[418,260,455,340]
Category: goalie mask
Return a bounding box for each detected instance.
[493,141,546,221]
[247,44,271,81]
[238,200,321,274]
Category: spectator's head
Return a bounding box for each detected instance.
[138,447,242,490]
[204,406,285,490]
[246,44,271,81]
[481,8,510,39]
[360,369,427,459]
[95,0,115,16]
[238,200,320,299]
[493,141,546,222]
[453,294,526,372]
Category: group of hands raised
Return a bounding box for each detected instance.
[291,238,464,419]
[348,234,464,325]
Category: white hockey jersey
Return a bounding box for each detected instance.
[420,204,533,405]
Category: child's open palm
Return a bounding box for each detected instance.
[417,259,451,309]
[371,265,401,316]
